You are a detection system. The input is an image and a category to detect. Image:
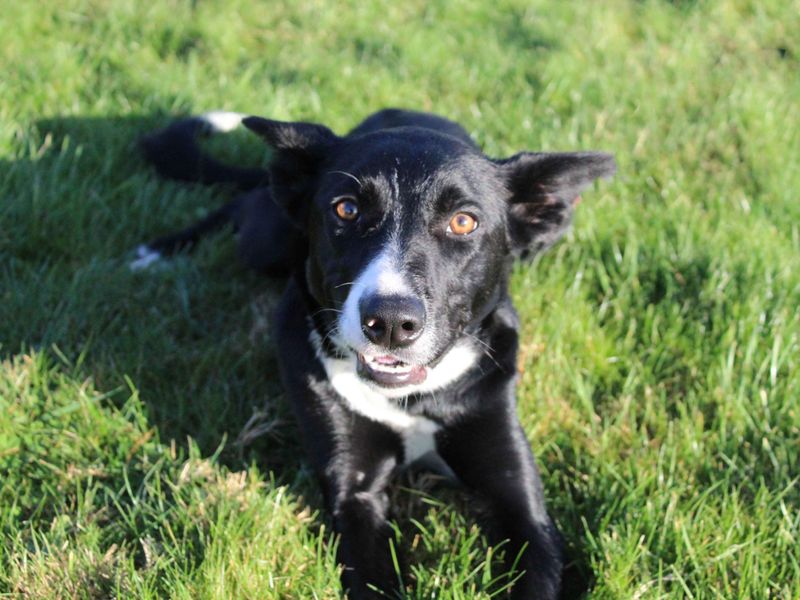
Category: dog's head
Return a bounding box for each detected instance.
[244,116,615,396]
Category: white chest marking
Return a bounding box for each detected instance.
[317,351,439,464]
[309,330,479,465]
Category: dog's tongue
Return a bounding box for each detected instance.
[357,354,427,388]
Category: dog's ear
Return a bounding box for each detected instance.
[497,151,616,258]
[243,116,338,227]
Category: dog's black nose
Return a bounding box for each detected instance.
[360,295,425,349]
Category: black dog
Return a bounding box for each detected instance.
[137,109,615,599]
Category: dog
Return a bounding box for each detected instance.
[137,108,615,599]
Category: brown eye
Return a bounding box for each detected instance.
[333,197,359,221]
[447,212,478,235]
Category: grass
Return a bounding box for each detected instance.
[1,0,798,597]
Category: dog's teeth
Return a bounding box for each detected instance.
[373,363,412,374]
[363,355,412,373]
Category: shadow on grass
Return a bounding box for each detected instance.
[1,114,594,598]
[1,113,289,461]
[1,113,311,497]
[0,113,325,592]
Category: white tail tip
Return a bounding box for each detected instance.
[200,111,247,133]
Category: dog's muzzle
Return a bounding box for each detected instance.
[356,294,428,387]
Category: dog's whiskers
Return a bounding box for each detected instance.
[311,307,343,319]
[430,388,442,412]
[318,325,351,357]
[461,330,500,370]
[328,170,363,188]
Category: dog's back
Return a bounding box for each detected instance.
[346,108,477,147]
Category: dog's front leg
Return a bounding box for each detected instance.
[274,280,405,597]
[307,418,404,599]
[291,394,404,598]
[329,448,402,598]
[437,408,564,600]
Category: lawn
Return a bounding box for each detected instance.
[1,0,798,597]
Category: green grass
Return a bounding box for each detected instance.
[1,0,798,597]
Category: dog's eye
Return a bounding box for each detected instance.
[447,212,478,235]
[333,197,359,221]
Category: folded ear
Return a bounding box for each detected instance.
[243,116,338,228]
[497,151,616,259]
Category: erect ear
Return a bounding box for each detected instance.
[497,151,616,259]
[243,116,338,228]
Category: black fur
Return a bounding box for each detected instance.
[139,108,615,599]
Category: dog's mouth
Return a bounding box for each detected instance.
[357,353,428,388]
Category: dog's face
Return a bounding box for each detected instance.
[244,117,615,395]
[309,130,512,393]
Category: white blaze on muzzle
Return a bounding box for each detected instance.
[339,248,417,352]
[332,245,480,397]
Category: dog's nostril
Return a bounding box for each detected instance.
[392,315,423,347]
[359,295,425,349]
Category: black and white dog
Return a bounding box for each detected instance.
[137,109,615,599]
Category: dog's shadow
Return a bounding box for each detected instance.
[1,114,593,599]
[3,114,281,450]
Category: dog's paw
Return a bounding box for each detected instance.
[129,244,163,271]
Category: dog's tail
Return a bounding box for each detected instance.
[139,111,268,190]
[131,112,271,270]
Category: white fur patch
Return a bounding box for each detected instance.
[311,330,479,465]
[339,248,414,350]
[391,340,479,398]
[403,419,440,464]
[318,349,439,464]
[129,245,162,271]
[200,110,246,133]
